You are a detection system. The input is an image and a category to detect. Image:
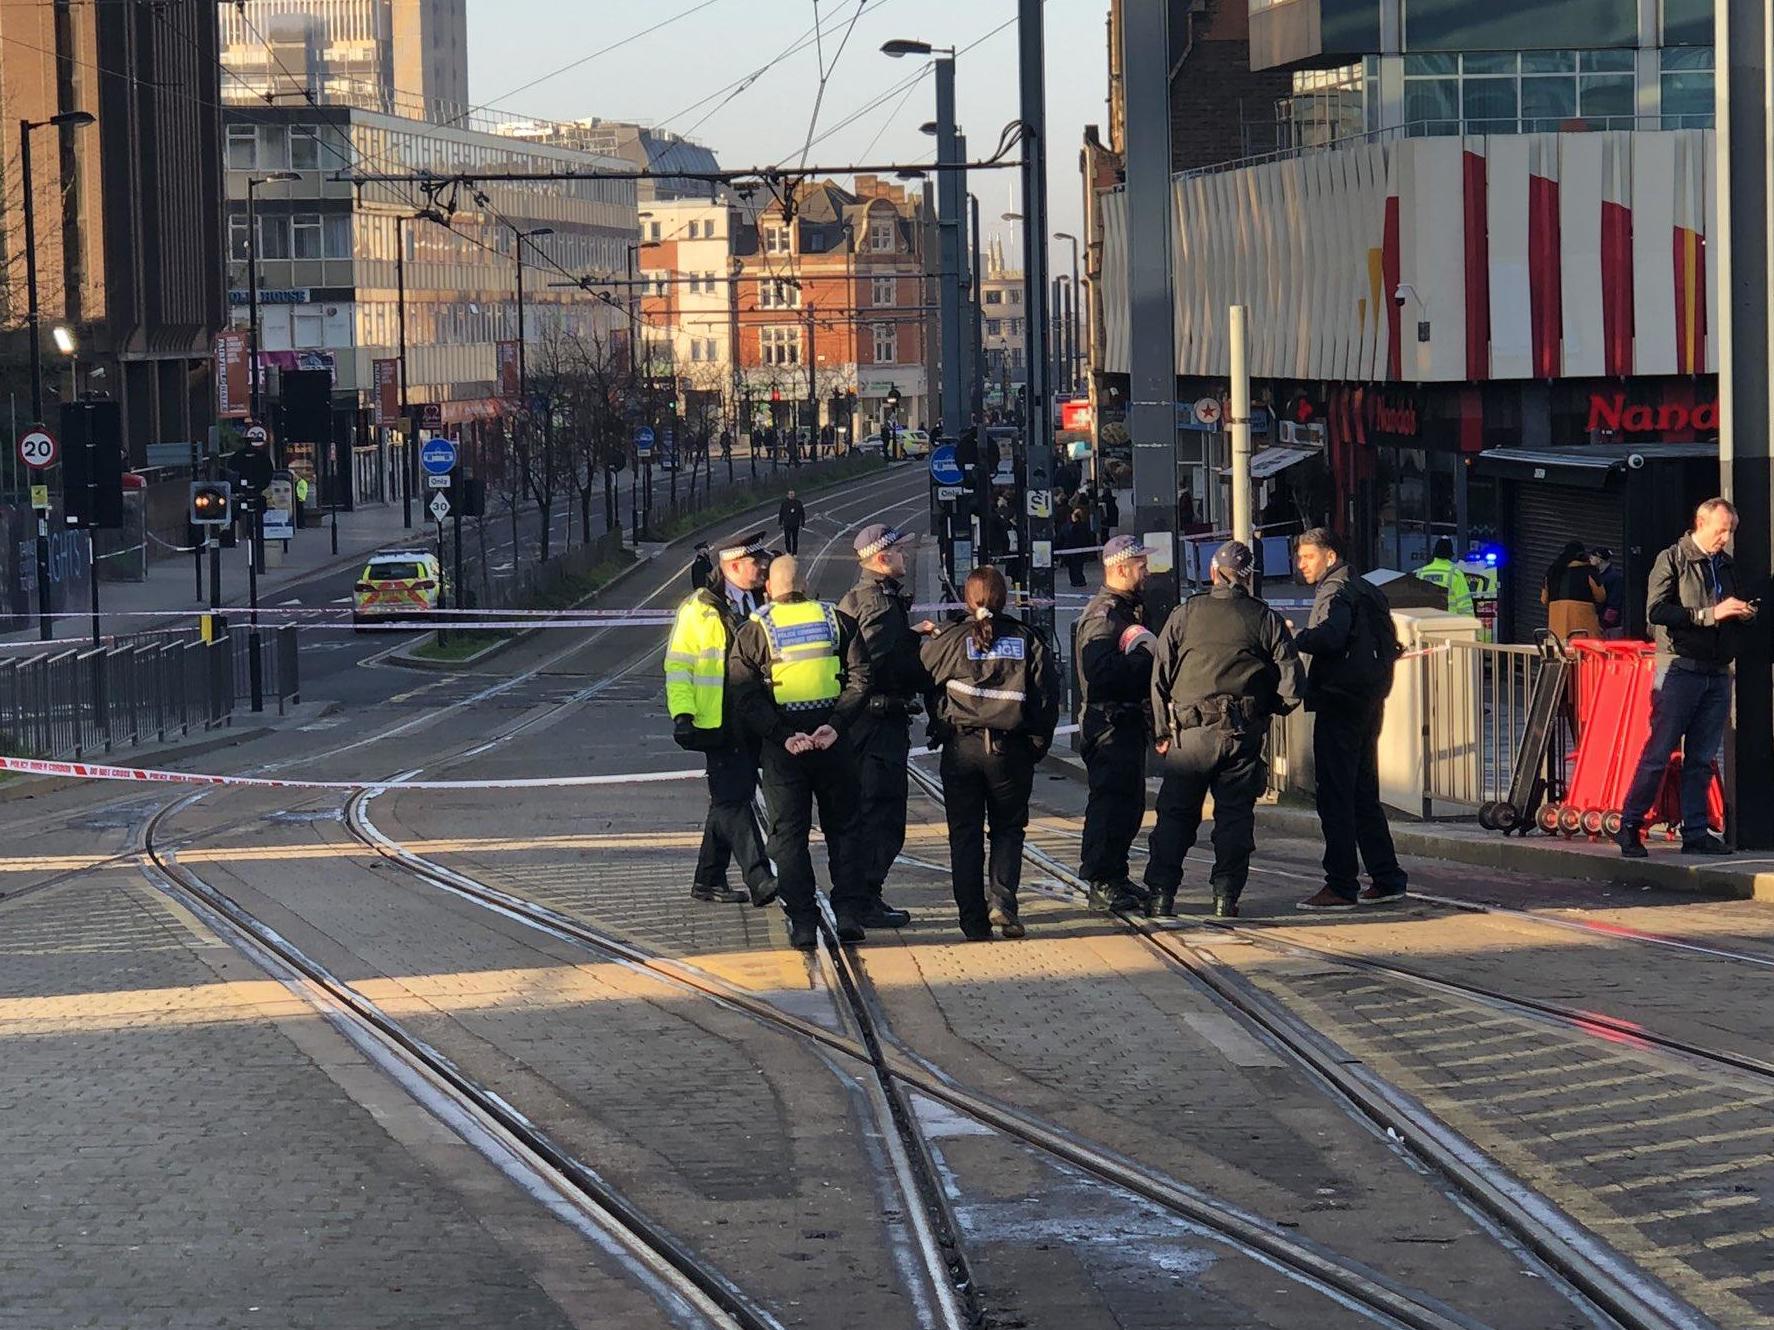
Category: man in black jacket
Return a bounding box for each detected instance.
[838,524,936,928]
[1617,498,1756,857]
[729,554,874,950]
[1144,541,1303,918]
[778,489,805,554]
[1292,528,1407,910]
[1075,534,1155,912]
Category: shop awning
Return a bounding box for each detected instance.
[1216,445,1319,480]
[1473,443,1716,490]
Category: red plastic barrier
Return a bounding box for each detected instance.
[1547,640,1658,837]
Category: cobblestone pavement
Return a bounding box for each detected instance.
[0,862,672,1330]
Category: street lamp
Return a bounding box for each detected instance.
[20,108,95,642]
[883,37,965,442]
[512,225,554,401]
[395,206,449,529]
[1054,231,1081,393]
[245,171,300,424]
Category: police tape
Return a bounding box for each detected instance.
[0,723,1083,790]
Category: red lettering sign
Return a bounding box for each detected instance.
[1587,392,1720,434]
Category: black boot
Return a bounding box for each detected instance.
[788,918,819,951]
[1149,887,1178,918]
[1086,881,1113,911]
[1212,892,1239,919]
[860,897,911,928]
[1107,879,1149,913]
[748,877,780,908]
[990,906,1025,939]
[834,912,867,944]
[692,882,747,904]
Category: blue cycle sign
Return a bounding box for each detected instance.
[419,438,458,475]
[929,445,963,487]
[634,425,655,458]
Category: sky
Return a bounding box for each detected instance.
[464,0,1111,275]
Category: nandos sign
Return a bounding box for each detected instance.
[1587,393,1719,435]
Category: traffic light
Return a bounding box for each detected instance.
[60,400,125,529]
[189,480,232,526]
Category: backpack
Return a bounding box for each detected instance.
[1329,579,1403,701]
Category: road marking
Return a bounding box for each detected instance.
[1581,1123,1774,1164]
[279,598,303,606]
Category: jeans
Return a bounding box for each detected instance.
[1620,666,1730,840]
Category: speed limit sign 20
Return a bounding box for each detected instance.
[17,429,57,470]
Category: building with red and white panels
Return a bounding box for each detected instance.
[1095,0,1722,639]
[729,177,930,439]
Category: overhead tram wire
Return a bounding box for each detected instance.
[795,0,870,172]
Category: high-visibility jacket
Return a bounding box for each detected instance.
[665,589,733,730]
[753,598,843,711]
[1415,558,1475,617]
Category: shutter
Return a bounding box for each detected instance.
[1508,483,1623,641]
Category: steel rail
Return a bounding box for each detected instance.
[926,758,1720,1330]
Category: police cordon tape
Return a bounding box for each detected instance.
[0,725,1086,791]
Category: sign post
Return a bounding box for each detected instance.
[633,426,654,539]
[22,427,56,641]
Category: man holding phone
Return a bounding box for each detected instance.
[1617,498,1756,857]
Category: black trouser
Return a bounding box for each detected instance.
[1142,722,1268,904]
[782,525,801,554]
[853,717,911,896]
[758,736,868,925]
[1312,698,1405,899]
[1079,714,1147,885]
[939,731,1037,933]
[694,741,773,895]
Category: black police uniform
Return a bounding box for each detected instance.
[920,615,1062,937]
[1074,585,1153,905]
[728,594,874,943]
[689,548,714,594]
[838,568,927,920]
[683,579,776,904]
[1293,563,1406,901]
[1143,584,1304,914]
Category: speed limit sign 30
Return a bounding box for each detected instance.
[17,428,57,470]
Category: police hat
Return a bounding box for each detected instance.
[854,524,908,560]
[1102,534,1149,566]
[1211,539,1256,581]
[716,530,768,562]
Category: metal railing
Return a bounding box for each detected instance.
[0,627,300,762]
[1422,640,1551,810]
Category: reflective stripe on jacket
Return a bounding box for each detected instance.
[754,599,843,711]
[665,591,730,729]
[1414,559,1475,616]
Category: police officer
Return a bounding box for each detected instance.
[664,529,777,907]
[728,554,874,951]
[920,566,1062,940]
[838,524,936,929]
[1143,541,1304,918]
[1075,534,1156,913]
[1413,538,1475,617]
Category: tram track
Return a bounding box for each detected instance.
[900,760,1718,1330]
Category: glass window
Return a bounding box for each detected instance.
[764,225,790,254]
[227,214,250,262]
[256,125,289,169]
[1579,74,1635,118]
[873,324,896,364]
[1581,49,1635,72]
[1405,78,1461,133]
[291,214,323,259]
[258,214,290,259]
[984,290,1003,306]
[872,275,896,306]
[1521,51,1577,73]
[226,124,257,170]
[292,311,324,348]
[1404,53,1458,76]
[1462,52,1517,75]
[289,127,320,170]
[1662,69,1714,127]
[1009,290,1022,305]
[649,221,662,241]
[1521,76,1578,126]
[869,219,896,252]
[986,318,1002,337]
[1462,77,1517,130]
[1661,46,1714,71]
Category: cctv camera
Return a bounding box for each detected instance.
[1393,287,1408,308]
[1627,452,1646,470]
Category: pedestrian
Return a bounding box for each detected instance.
[838,525,938,929]
[1592,547,1626,637]
[1616,499,1756,858]
[1541,540,1605,640]
[664,529,778,909]
[920,566,1062,940]
[1075,534,1155,912]
[1291,527,1408,910]
[1063,507,1091,588]
[688,541,714,595]
[778,488,805,555]
[1098,487,1120,540]
[1144,541,1304,918]
[728,554,874,951]
[1414,537,1476,617]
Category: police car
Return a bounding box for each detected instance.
[352,549,445,630]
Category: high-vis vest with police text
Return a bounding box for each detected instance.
[754,599,843,711]
[665,592,730,730]
[1414,559,1475,617]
